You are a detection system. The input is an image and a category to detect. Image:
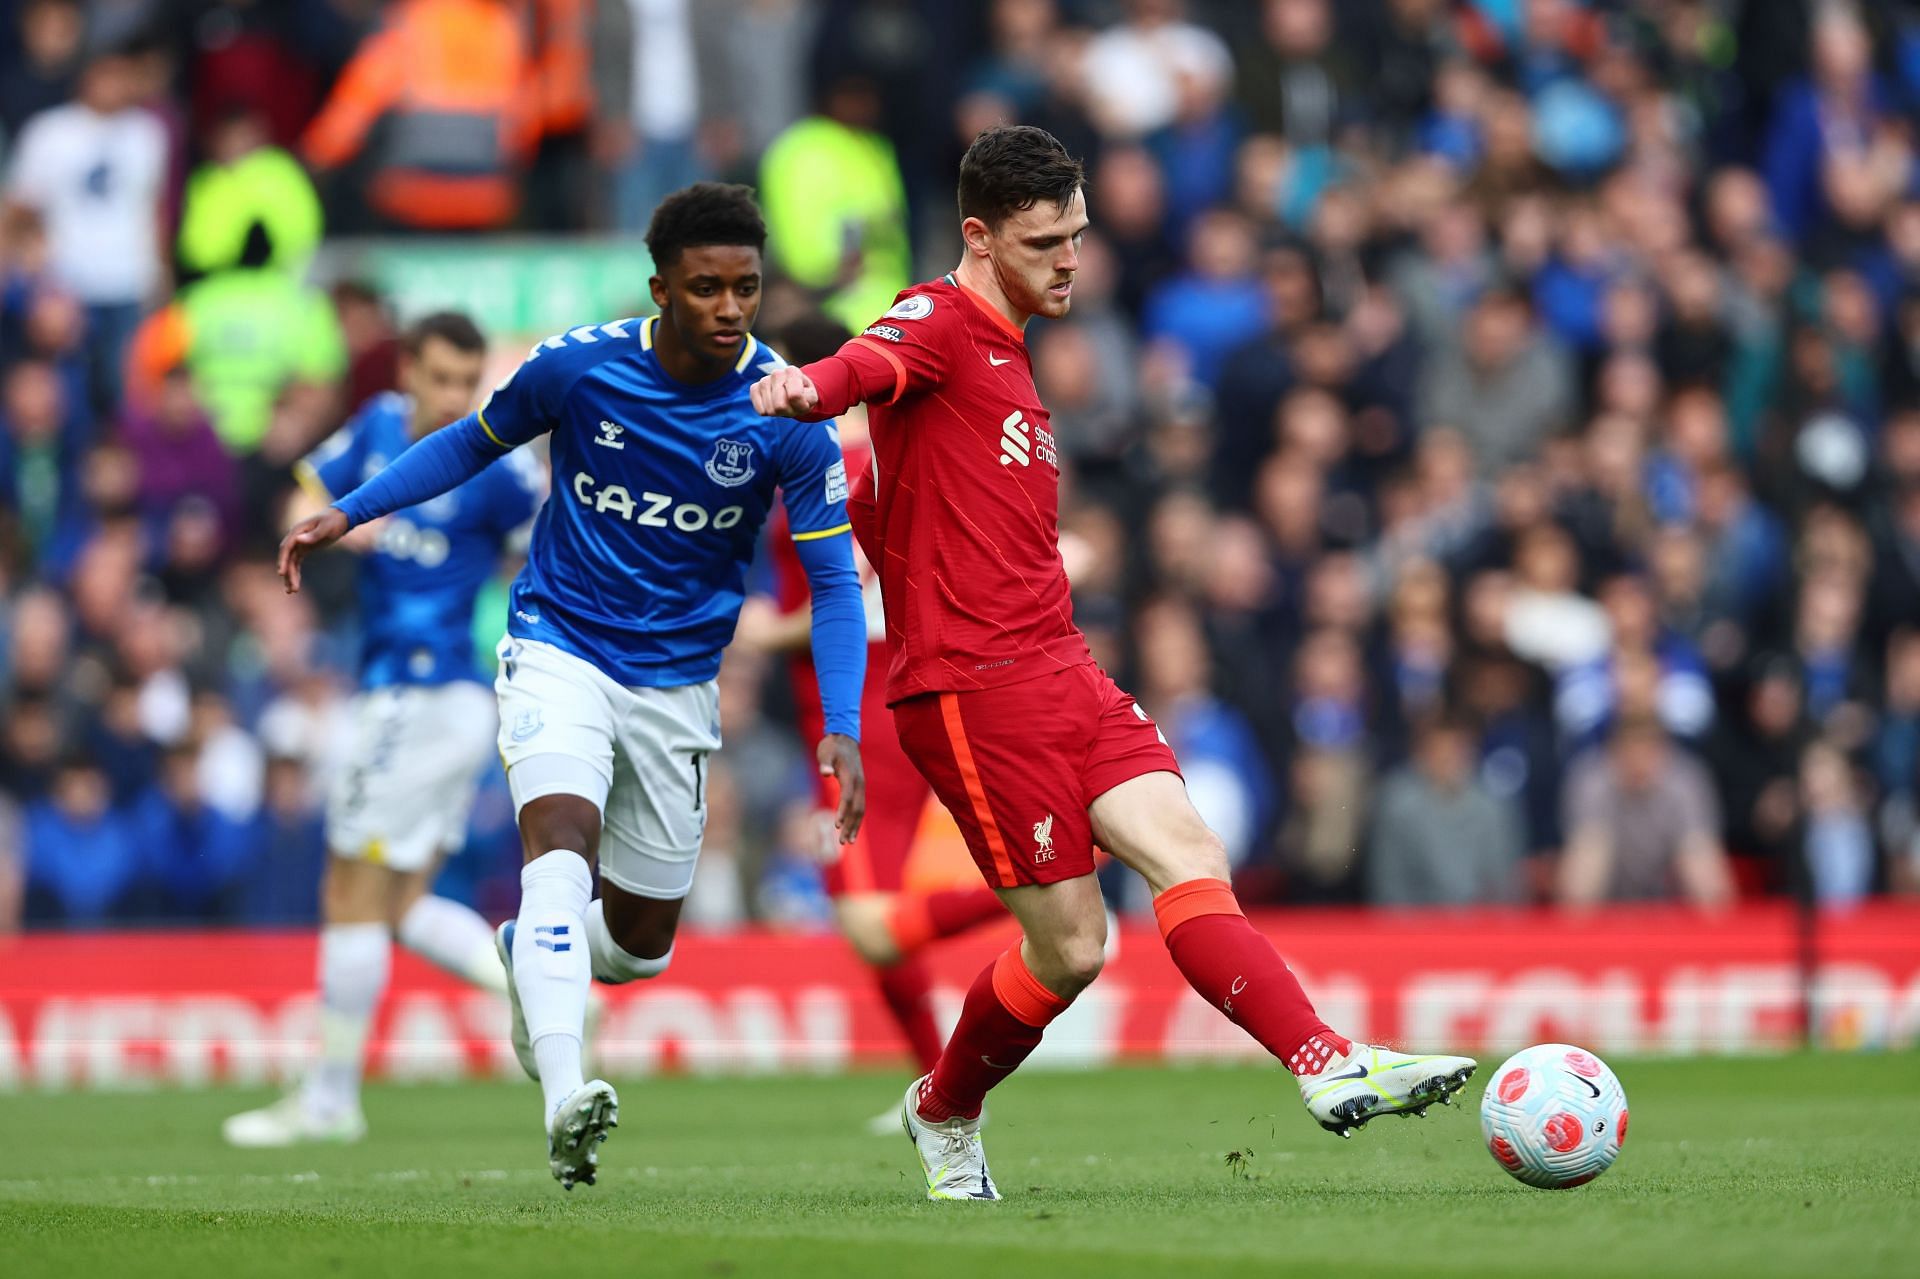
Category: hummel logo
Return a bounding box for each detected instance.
[595,420,627,450]
[1564,1071,1602,1099]
[988,354,1012,366]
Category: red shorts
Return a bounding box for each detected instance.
[808,688,938,896]
[891,663,1181,888]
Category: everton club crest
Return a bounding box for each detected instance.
[705,438,756,487]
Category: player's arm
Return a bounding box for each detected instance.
[777,420,868,841]
[752,296,950,420]
[288,422,384,554]
[280,343,563,592]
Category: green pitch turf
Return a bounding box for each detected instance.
[1,1055,1914,1279]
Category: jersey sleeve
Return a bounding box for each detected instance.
[475,334,585,448]
[774,419,852,541]
[486,446,547,536]
[837,291,954,406]
[295,415,366,501]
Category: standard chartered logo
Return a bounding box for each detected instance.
[572,471,744,532]
[375,518,450,567]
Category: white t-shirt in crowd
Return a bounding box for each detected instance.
[629,0,698,142]
[6,102,165,305]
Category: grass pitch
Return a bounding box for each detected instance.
[0,1055,1914,1279]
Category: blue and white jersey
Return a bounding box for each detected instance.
[475,317,850,687]
[300,392,544,688]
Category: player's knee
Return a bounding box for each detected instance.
[1045,932,1106,994]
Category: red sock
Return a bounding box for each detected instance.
[919,945,1069,1121]
[874,957,945,1074]
[1154,878,1351,1076]
[888,887,1006,955]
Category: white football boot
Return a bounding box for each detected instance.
[900,1075,1000,1201]
[221,1094,367,1148]
[496,921,537,1079]
[547,1079,619,1190]
[1299,1043,1477,1138]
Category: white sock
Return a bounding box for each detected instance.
[399,894,508,993]
[585,898,675,983]
[513,850,593,1117]
[300,922,390,1117]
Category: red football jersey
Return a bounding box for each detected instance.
[834,274,1091,704]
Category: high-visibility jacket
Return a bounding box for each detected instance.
[177,145,324,280]
[302,0,534,231]
[528,0,593,138]
[129,272,347,454]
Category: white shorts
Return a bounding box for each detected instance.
[326,681,499,872]
[495,637,721,900]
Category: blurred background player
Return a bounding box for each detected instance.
[277,184,868,1190]
[744,314,1007,1130]
[224,312,544,1147]
[755,126,1475,1200]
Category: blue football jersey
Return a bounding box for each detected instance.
[299,392,544,688]
[474,316,850,687]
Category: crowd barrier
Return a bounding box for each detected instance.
[2,903,1916,1088]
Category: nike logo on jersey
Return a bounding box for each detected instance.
[988,354,1012,366]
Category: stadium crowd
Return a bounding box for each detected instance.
[3,0,1920,931]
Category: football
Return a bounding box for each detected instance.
[1479,1043,1629,1189]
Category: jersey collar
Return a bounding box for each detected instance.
[947,274,1026,341]
[639,315,761,375]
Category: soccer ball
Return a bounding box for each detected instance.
[1479,1043,1628,1189]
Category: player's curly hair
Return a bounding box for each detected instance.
[957,125,1085,229]
[645,182,767,269]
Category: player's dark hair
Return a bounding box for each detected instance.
[403,311,486,357]
[645,182,767,270]
[957,125,1085,229]
[778,312,853,367]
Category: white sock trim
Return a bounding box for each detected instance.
[585,898,674,983]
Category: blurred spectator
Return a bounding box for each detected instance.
[1143,208,1266,388]
[0,0,84,144]
[1368,712,1526,907]
[522,0,632,232]
[24,755,143,924]
[1133,596,1272,872]
[125,226,345,463]
[1419,283,1576,474]
[1709,657,1815,886]
[607,0,702,232]
[1799,736,1876,907]
[176,105,323,283]
[4,37,167,414]
[1081,0,1231,140]
[1559,716,1734,910]
[759,74,910,334]
[302,0,535,233]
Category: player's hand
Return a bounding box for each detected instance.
[817,733,865,844]
[277,507,351,594]
[751,367,820,419]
